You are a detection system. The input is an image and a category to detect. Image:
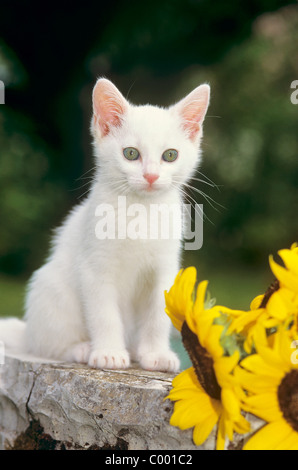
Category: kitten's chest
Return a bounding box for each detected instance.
[90,190,182,276]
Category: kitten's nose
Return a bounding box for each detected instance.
[143,173,159,185]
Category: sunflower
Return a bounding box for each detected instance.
[165,245,298,450]
[164,267,197,332]
[165,268,244,357]
[166,333,250,449]
[269,245,298,295]
[235,326,298,450]
[253,244,298,316]
[167,367,222,447]
[165,269,250,449]
[229,245,298,352]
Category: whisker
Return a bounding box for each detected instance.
[125,78,138,101]
[172,182,214,226]
[75,166,98,182]
[194,169,220,190]
[172,176,224,211]
[182,183,225,211]
[188,176,220,190]
[78,186,92,200]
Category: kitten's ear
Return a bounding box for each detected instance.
[175,84,210,142]
[92,78,128,137]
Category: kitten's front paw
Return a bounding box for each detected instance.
[139,351,180,372]
[65,341,91,364]
[88,349,130,370]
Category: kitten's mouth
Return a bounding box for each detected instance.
[128,179,166,194]
[143,183,165,194]
[145,184,157,192]
[133,182,161,193]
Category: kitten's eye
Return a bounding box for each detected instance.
[123,147,140,161]
[162,149,178,162]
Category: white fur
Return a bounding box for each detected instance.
[0,79,210,372]
[0,318,26,352]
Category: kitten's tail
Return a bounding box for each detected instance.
[0,317,26,354]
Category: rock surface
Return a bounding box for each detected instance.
[0,353,261,450]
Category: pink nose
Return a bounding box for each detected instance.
[143,173,159,185]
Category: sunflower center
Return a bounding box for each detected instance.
[181,321,221,400]
[259,279,280,308]
[278,369,298,432]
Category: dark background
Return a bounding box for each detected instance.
[0,0,297,316]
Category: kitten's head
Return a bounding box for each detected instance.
[91,78,210,196]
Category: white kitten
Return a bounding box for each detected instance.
[0,79,210,372]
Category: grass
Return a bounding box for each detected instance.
[0,275,27,318]
[202,266,272,310]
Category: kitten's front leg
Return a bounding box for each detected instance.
[81,272,130,369]
[135,280,180,373]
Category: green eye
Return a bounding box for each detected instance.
[123,147,140,161]
[162,149,178,162]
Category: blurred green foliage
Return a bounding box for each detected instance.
[0,275,25,318]
[193,6,298,270]
[0,1,297,313]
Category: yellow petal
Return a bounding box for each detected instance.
[240,354,284,379]
[257,344,288,372]
[170,394,219,430]
[244,393,282,422]
[165,306,184,331]
[223,414,234,442]
[170,367,199,391]
[289,438,298,450]
[216,414,226,450]
[192,412,219,446]
[215,351,239,374]
[278,249,298,277]
[274,429,298,450]
[213,305,244,318]
[164,267,197,331]
[221,387,241,420]
[192,308,217,348]
[266,291,291,320]
[252,322,269,348]
[234,415,251,435]
[188,280,209,334]
[214,352,239,389]
[273,325,294,366]
[250,294,264,310]
[269,255,298,294]
[234,365,280,393]
[195,280,209,312]
[167,387,201,401]
[204,323,224,358]
[229,309,263,334]
[244,420,292,450]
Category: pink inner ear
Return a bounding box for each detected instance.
[92,79,127,137]
[181,106,201,141]
[179,85,210,141]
